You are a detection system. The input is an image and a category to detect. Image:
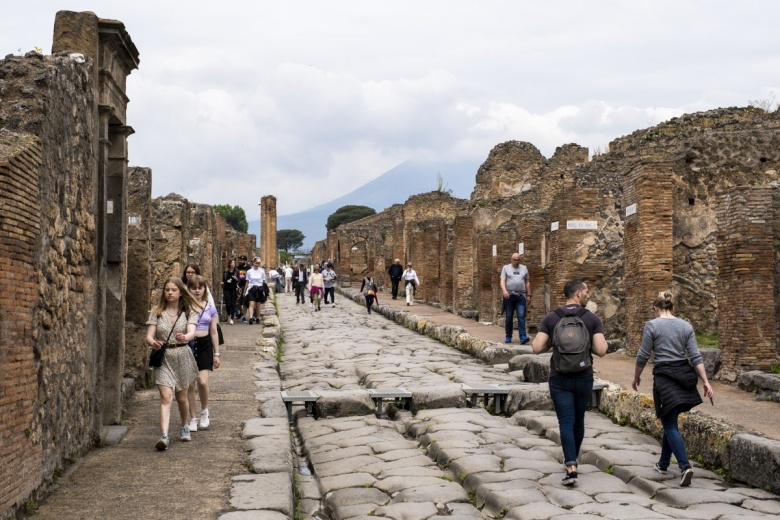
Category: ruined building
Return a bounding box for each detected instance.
[314,108,780,382]
[0,12,257,517]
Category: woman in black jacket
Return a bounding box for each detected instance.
[222,259,239,325]
[632,291,714,487]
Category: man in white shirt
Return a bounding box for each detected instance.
[500,253,531,344]
[284,265,293,293]
[322,262,337,306]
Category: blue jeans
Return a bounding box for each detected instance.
[504,294,527,340]
[549,374,593,467]
[659,410,691,471]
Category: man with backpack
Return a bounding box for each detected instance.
[531,279,608,486]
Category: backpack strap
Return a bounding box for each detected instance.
[554,308,566,318]
[575,307,588,318]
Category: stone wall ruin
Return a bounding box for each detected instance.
[317,107,780,375]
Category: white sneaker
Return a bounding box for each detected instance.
[229,318,234,325]
[200,409,210,430]
[310,303,314,309]
[180,426,191,442]
[189,417,198,432]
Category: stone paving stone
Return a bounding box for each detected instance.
[541,486,594,509]
[654,487,746,507]
[573,501,669,519]
[376,448,427,462]
[326,487,391,509]
[732,497,780,515]
[360,454,437,475]
[581,448,660,470]
[373,476,450,494]
[649,504,713,519]
[476,483,547,516]
[462,471,542,493]
[319,473,377,494]
[373,502,439,520]
[309,445,374,465]
[389,483,470,505]
[505,501,570,520]
[246,441,294,474]
[241,417,288,438]
[447,454,503,476]
[316,455,384,477]
[219,511,290,520]
[229,473,293,516]
[332,503,380,519]
[378,467,448,479]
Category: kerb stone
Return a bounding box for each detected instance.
[230,473,293,516]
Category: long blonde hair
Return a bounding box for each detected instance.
[150,276,203,316]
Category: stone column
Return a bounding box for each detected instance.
[622,164,674,355]
[260,195,278,268]
[452,215,475,317]
[717,187,776,379]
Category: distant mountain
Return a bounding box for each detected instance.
[248,159,479,249]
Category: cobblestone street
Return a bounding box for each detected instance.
[276,292,780,520]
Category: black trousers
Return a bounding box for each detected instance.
[295,283,306,303]
[365,294,375,312]
[224,288,237,318]
[390,278,401,299]
[324,287,335,304]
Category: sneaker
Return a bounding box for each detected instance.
[155,434,169,451]
[200,409,210,430]
[407,302,410,306]
[505,337,512,343]
[242,317,247,322]
[180,426,191,442]
[229,318,234,325]
[653,463,668,474]
[189,417,198,432]
[520,337,530,345]
[562,471,578,486]
[680,467,693,487]
[310,303,314,309]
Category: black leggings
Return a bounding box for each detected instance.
[365,294,375,312]
[224,289,237,318]
[324,287,335,304]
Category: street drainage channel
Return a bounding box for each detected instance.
[290,421,328,519]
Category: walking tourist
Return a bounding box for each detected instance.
[284,264,293,293]
[145,277,201,450]
[322,262,337,306]
[245,257,267,324]
[293,263,308,305]
[402,263,420,306]
[632,291,714,487]
[500,253,531,344]
[185,275,221,434]
[269,266,282,293]
[531,279,608,485]
[388,258,403,300]
[309,265,324,311]
[222,258,239,325]
[360,272,378,314]
[236,255,250,321]
[182,263,215,307]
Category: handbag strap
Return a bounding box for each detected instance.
[162,310,184,345]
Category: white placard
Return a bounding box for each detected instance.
[625,203,637,217]
[492,244,497,257]
[107,200,114,214]
[518,242,524,255]
[551,221,559,231]
[566,220,598,230]
[128,215,140,226]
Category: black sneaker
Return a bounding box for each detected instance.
[562,471,578,486]
[242,317,247,322]
[680,467,693,487]
[654,463,668,474]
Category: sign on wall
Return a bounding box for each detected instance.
[492,244,497,257]
[551,221,559,231]
[566,220,598,230]
[518,242,524,255]
[128,215,140,226]
[626,203,637,217]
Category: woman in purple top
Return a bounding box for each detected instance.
[186,275,221,432]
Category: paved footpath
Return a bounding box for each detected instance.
[278,292,780,520]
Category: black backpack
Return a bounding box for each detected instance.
[551,307,592,373]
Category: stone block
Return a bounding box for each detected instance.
[407,385,467,412]
[700,347,722,379]
[507,354,537,372]
[242,417,289,438]
[314,389,376,418]
[522,356,550,383]
[729,434,780,495]
[505,384,553,412]
[374,502,439,520]
[230,473,293,516]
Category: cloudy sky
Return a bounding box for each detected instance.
[2,1,778,218]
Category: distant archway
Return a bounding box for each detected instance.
[349,240,368,274]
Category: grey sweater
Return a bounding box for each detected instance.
[636,317,703,367]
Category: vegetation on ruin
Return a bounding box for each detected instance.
[277,229,305,251]
[696,332,720,348]
[749,91,778,113]
[326,205,376,231]
[213,204,248,233]
[771,363,780,375]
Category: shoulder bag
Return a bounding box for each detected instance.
[149,310,183,368]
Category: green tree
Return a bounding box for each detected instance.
[277,229,305,252]
[213,204,248,233]
[326,205,376,231]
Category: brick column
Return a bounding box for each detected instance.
[260,195,277,268]
[452,215,475,316]
[623,164,673,355]
[717,187,776,379]
[0,139,43,513]
[475,231,501,324]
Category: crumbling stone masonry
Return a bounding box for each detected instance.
[260,195,277,268]
[317,108,780,376]
[0,11,138,516]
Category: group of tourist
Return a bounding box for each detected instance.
[147,249,715,491]
[495,252,715,488]
[145,263,221,451]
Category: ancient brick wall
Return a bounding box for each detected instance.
[189,203,222,303]
[717,187,777,379]
[452,215,475,316]
[260,195,277,268]
[471,141,545,200]
[0,135,44,515]
[622,165,674,355]
[125,167,152,381]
